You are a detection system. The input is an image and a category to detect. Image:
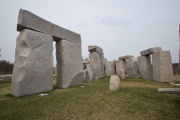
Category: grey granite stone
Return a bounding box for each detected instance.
[17,9,81,44]
[11,29,53,97]
[105,61,115,76]
[56,40,83,88]
[140,47,162,56]
[137,56,153,80]
[152,51,173,82]
[109,75,121,91]
[88,45,104,54]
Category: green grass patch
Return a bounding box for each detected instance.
[0,77,180,120]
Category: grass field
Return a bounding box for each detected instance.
[0,77,180,120]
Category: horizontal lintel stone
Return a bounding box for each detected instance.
[17,9,81,44]
[118,55,134,60]
[140,47,162,56]
[88,45,103,54]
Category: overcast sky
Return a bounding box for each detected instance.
[0,0,180,65]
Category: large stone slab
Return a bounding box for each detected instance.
[124,58,139,78]
[158,88,180,94]
[115,60,124,77]
[105,61,115,76]
[179,24,180,69]
[88,45,104,54]
[137,56,153,80]
[109,75,121,91]
[89,52,102,79]
[152,51,173,82]
[119,55,134,60]
[11,29,53,97]
[17,9,81,44]
[84,64,94,83]
[140,47,162,56]
[56,40,83,88]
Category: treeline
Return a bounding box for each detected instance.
[0,60,14,74]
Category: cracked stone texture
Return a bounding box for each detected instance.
[56,40,83,88]
[105,61,115,76]
[17,9,81,44]
[140,47,162,56]
[11,29,53,97]
[109,75,121,91]
[137,56,153,80]
[152,51,173,82]
[88,45,104,54]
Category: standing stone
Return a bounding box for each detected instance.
[115,60,124,77]
[179,24,180,69]
[109,75,121,91]
[152,51,173,82]
[121,69,125,79]
[137,56,153,80]
[124,58,138,78]
[83,69,87,82]
[105,61,115,76]
[84,64,94,83]
[88,45,105,79]
[56,40,83,88]
[11,29,53,97]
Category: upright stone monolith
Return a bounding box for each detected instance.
[152,51,173,82]
[11,29,53,97]
[56,40,83,88]
[137,56,152,80]
[89,45,105,79]
[105,61,115,76]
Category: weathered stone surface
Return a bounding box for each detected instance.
[84,64,94,83]
[56,40,83,88]
[121,69,125,79]
[105,61,115,76]
[172,63,180,74]
[109,75,121,91]
[100,55,105,77]
[158,88,180,94]
[115,60,124,77]
[124,58,139,78]
[137,56,153,80]
[11,29,53,97]
[88,45,103,54]
[89,52,103,79]
[83,60,89,70]
[119,55,134,60]
[140,47,162,56]
[179,24,180,69]
[17,9,81,44]
[152,51,173,82]
[83,69,87,81]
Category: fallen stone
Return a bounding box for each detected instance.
[56,40,83,88]
[17,9,81,44]
[109,75,121,91]
[88,45,103,54]
[158,88,180,94]
[11,29,53,97]
[140,47,162,56]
